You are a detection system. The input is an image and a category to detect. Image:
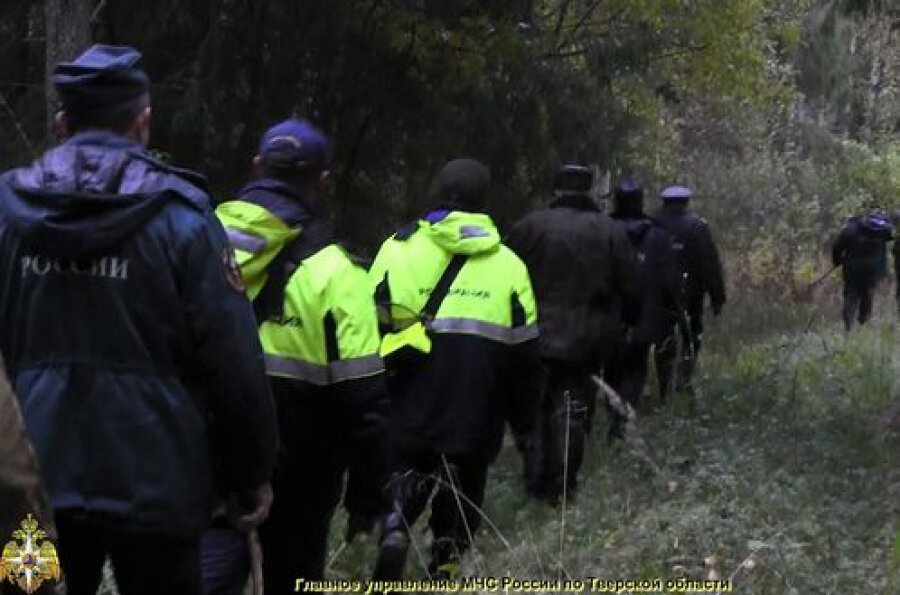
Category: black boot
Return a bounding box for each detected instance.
[373,511,410,581]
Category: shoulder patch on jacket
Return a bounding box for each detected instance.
[222,247,246,292]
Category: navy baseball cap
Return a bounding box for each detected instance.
[53,45,150,114]
[661,185,693,201]
[258,119,330,172]
[614,178,644,200]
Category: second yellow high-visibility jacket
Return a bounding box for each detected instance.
[370,208,544,458]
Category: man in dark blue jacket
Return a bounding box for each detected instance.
[605,179,679,437]
[0,45,277,595]
[654,186,725,395]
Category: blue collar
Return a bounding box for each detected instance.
[65,130,143,150]
[424,208,452,224]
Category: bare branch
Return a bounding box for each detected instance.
[91,0,107,23]
[555,0,605,52]
[0,91,37,158]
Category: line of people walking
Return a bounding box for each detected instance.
[0,45,728,595]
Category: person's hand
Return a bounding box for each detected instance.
[226,483,273,531]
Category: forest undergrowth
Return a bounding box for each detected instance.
[331,289,900,594]
[97,289,900,595]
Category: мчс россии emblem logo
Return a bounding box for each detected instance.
[1,514,60,593]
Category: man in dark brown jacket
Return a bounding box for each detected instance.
[0,359,49,543]
[507,164,637,502]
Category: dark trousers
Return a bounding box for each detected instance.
[656,299,703,397]
[842,282,875,330]
[257,425,346,594]
[54,512,201,595]
[604,341,651,437]
[200,523,250,595]
[258,458,343,594]
[377,448,489,578]
[528,360,595,501]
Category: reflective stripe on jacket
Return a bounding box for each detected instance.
[218,197,383,386]
[259,243,384,385]
[369,209,543,457]
[370,211,538,344]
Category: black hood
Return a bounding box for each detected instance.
[0,132,204,257]
[238,177,318,228]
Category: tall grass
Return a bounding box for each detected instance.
[332,294,899,594]
[90,290,898,594]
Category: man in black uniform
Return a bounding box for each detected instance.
[654,185,725,396]
[370,159,543,578]
[832,210,895,330]
[507,165,637,497]
[605,179,679,435]
[218,120,390,592]
[0,45,277,595]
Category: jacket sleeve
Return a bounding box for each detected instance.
[832,224,853,267]
[653,227,681,312]
[695,219,726,307]
[505,216,536,263]
[610,223,640,326]
[329,261,390,519]
[180,212,278,494]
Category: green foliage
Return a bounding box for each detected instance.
[0,0,821,253]
[889,528,900,594]
[1,1,896,267]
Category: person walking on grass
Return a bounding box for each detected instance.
[370,158,543,579]
[507,164,637,488]
[605,178,679,429]
[217,119,390,593]
[654,185,725,395]
[0,45,277,595]
[832,210,895,330]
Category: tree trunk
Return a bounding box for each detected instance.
[44,0,92,141]
[862,16,891,143]
[841,30,857,140]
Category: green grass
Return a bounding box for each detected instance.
[94,291,899,594]
[331,294,899,594]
